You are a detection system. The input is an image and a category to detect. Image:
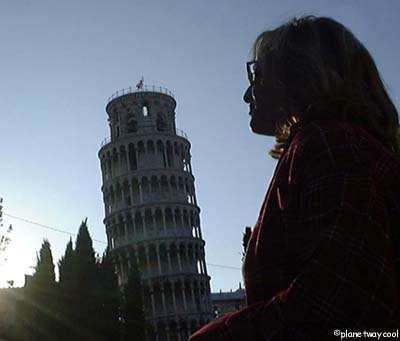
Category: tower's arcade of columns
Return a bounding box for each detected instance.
[99,86,213,341]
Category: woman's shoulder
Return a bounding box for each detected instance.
[290,119,369,150]
[284,119,400,179]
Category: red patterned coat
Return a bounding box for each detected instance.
[190,120,400,340]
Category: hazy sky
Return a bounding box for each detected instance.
[1,0,399,290]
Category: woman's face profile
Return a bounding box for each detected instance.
[243,59,285,136]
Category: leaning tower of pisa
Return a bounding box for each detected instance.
[98,84,213,340]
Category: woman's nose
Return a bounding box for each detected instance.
[243,86,253,103]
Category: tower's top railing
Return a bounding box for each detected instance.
[100,129,188,147]
[108,85,174,103]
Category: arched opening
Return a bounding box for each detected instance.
[123,180,130,206]
[127,117,138,133]
[135,212,143,237]
[145,209,154,235]
[156,114,167,131]
[165,208,173,231]
[142,104,149,117]
[132,177,140,203]
[150,176,158,193]
[166,142,174,168]
[155,209,163,234]
[160,175,169,193]
[128,144,137,170]
[147,140,155,153]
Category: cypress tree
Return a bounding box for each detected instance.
[242,226,252,261]
[123,258,146,340]
[58,238,74,284]
[95,249,121,341]
[57,238,77,341]
[24,239,58,340]
[71,218,99,341]
[55,219,99,341]
[33,239,56,284]
[74,218,97,288]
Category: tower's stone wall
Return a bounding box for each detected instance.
[99,87,213,341]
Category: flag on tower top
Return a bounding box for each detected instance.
[136,77,144,90]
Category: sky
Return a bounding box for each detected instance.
[0,0,399,291]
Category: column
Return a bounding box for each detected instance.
[202,254,208,275]
[106,229,111,248]
[180,211,184,230]
[198,254,203,274]
[166,326,170,341]
[129,183,134,205]
[132,214,137,237]
[163,148,169,168]
[155,325,160,341]
[109,192,113,213]
[198,226,202,239]
[156,243,162,275]
[135,147,139,170]
[161,282,167,314]
[145,245,151,276]
[192,250,197,273]
[119,255,125,284]
[152,209,157,233]
[118,151,122,175]
[123,217,128,241]
[177,250,182,271]
[172,211,177,230]
[185,246,190,272]
[182,281,188,311]
[167,177,172,193]
[115,257,121,285]
[111,154,115,177]
[126,250,132,270]
[207,283,213,312]
[127,145,132,171]
[188,158,193,174]
[139,180,143,203]
[123,256,129,284]
[183,180,188,198]
[192,185,198,206]
[142,211,147,238]
[166,246,172,272]
[133,246,139,266]
[149,282,156,316]
[108,157,113,178]
[162,208,167,234]
[171,282,177,312]
[190,282,196,310]
[204,281,211,312]
[197,284,203,312]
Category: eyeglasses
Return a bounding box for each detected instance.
[246,60,260,86]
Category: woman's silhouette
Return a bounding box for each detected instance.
[190,16,399,340]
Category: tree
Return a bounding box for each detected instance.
[23,239,58,341]
[56,238,77,341]
[64,218,99,341]
[94,249,121,341]
[58,238,75,284]
[122,258,146,340]
[0,198,12,263]
[33,239,55,284]
[74,218,97,288]
[242,226,252,261]
[57,219,120,341]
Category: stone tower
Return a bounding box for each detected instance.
[98,84,213,340]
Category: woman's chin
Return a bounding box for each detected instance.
[250,116,275,136]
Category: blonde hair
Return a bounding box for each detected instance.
[252,16,400,159]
